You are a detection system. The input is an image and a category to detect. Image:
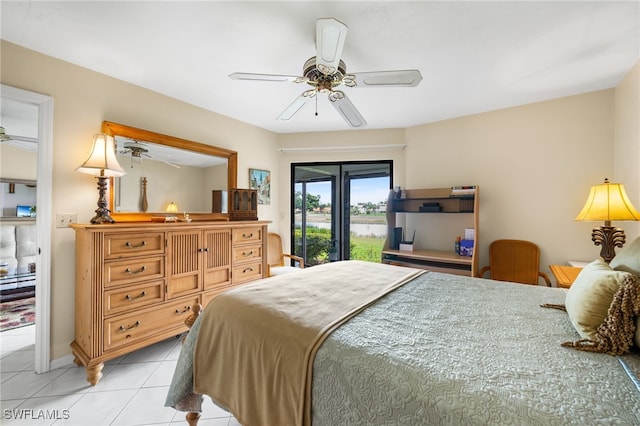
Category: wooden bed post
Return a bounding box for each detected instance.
[184,303,203,425]
[186,412,201,426]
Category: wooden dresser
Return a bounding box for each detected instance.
[70,220,269,385]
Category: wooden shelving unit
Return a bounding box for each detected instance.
[381,187,479,277]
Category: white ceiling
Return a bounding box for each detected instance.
[1,1,638,134]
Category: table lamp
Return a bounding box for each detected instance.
[76,133,126,224]
[575,178,640,262]
[166,201,178,213]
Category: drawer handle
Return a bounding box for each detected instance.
[118,321,140,332]
[175,306,192,315]
[242,232,254,239]
[125,241,147,248]
[243,267,254,273]
[198,248,210,253]
[125,291,147,301]
[125,266,147,274]
[242,250,254,257]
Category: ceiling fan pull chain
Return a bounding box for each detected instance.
[315,95,318,117]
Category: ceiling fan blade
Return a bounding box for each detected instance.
[142,153,180,168]
[316,18,348,74]
[277,90,316,121]
[229,72,305,83]
[348,70,423,87]
[328,91,366,128]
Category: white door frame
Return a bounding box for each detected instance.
[2,84,54,373]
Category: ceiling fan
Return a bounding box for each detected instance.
[0,126,39,150]
[229,18,422,128]
[118,139,180,169]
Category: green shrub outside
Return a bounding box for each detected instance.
[294,226,384,265]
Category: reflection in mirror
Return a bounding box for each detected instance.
[102,121,237,221]
[114,138,227,213]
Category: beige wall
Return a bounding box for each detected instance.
[1,41,280,359]
[614,61,640,238]
[276,128,406,251]
[0,144,37,180]
[278,87,639,274]
[1,39,638,364]
[405,90,618,272]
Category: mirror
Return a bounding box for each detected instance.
[102,121,237,222]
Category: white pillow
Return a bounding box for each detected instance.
[610,236,640,277]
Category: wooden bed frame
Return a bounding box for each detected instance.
[182,303,203,426]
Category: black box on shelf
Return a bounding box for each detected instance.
[419,202,442,212]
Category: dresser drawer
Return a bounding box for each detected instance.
[233,261,263,284]
[232,244,262,263]
[104,280,165,316]
[105,232,165,259]
[105,256,164,288]
[232,227,263,245]
[104,296,199,351]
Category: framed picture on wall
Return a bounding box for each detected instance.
[249,168,271,205]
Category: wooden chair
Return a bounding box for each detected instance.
[478,239,551,286]
[267,233,304,276]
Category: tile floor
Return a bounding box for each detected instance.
[0,324,240,425]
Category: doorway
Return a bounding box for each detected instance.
[1,84,53,373]
[291,161,392,266]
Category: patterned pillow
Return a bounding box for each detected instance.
[565,259,631,340]
[609,236,640,347]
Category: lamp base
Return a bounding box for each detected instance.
[90,176,116,224]
[591,226,625,263]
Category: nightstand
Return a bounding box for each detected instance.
[549,264,582,289]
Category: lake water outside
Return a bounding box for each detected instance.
[296,213,387,237]
[304,221,387,237]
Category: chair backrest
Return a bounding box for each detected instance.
[267,233,285,268]
[487,239,543,285]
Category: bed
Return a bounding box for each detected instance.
[166,251,640,425]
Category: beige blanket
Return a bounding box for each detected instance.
[193,260,424,426]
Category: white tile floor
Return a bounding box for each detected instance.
[0,325,240,426]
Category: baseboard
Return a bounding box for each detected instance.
[50,354,75,371]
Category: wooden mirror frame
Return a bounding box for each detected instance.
[102,121,238,222]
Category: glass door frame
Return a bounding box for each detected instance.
[291,160,393,265]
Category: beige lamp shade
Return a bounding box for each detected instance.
[575,179,640,223]
[76,134,126,177]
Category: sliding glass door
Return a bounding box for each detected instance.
[292,161,392,266]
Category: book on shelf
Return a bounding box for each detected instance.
[451,185,476,196]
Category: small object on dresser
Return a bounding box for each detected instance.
[229,188,258,220]
[454,237,461,255]
[460,239,474,257]
[151,216,178,222]
[0,263,8,276]
[28,263,36,273]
